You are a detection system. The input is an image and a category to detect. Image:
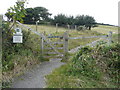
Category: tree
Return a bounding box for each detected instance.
[66,15,75,25]
[74,15,96,30]
[53,14,68,26]
[84,15,96,30]
[23,8,34,24]
[23,7,52,24]
[5,0,26,30]
[74,15,85,25]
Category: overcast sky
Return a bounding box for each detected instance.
[0,0,119,25]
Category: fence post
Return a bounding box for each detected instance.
[63,31,69,60]
[108,31,112,45]
[40,37,44,57]
[36,21,39,31]
[0,15,2,82]
[67,24,70,30]
[56,23,58,33]
[75,25,77,30]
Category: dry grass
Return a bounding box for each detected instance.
[92,25,118,34]
[23,24,103,50]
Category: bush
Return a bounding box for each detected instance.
[68,42,120,83]
[2,22,41,72]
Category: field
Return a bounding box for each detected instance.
[92,25,118,34]
[26,24,118,34]
[21,24,118,50]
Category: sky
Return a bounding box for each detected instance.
[0,0,119,25]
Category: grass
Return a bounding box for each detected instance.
[22,24,104,50]
[2,30,43,86]
[3,23,119,88]
[45,25,119,88]
[46,42,120,88]
[92,25,118,34]
[18,24,119,60]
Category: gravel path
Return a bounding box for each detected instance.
[11,59,65,88]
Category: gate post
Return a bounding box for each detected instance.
[40,36,44,57]
[63,31,68,60]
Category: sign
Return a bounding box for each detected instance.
[13,28,23,43]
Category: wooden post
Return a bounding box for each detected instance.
[75,25,77,30]
[0,15,2,28]
[108,31,112,45]
[63,31,68,60]
[40,37,44,57]
[56,23,58,33]
[0,15,2,77]
[67,24,70,30]
[36,21,38,31]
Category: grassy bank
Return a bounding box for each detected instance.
[45,26,119,88]
[46,42,120,88]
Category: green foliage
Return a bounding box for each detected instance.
[52,14,96,30]
[75,15,96,30]
[67,46,102,80]
[5,0,26,23]
[46,42,120,88]
[69,42,120,82]
[2,21,41,72]
[23,7,52,24]
[53,14,68,26]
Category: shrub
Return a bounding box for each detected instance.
[68,42,120,83]
[2,22,41,71]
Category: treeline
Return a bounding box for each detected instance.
[6,6,97,30]
[51,14,96,30]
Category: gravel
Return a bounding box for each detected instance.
[11,60,65,88]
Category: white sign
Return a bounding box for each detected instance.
[13,35,23,43]
[13,28,23,43]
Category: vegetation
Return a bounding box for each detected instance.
[46,42,120,88]
[2,0,119,88]
[23,7,52,24]
[2,21,42,87]
[25,24,102,50]
[2,0,42,87]
[50,14,96,30]
[12,5,97,30]
[5,0,26,32]
[92,25,118,34]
